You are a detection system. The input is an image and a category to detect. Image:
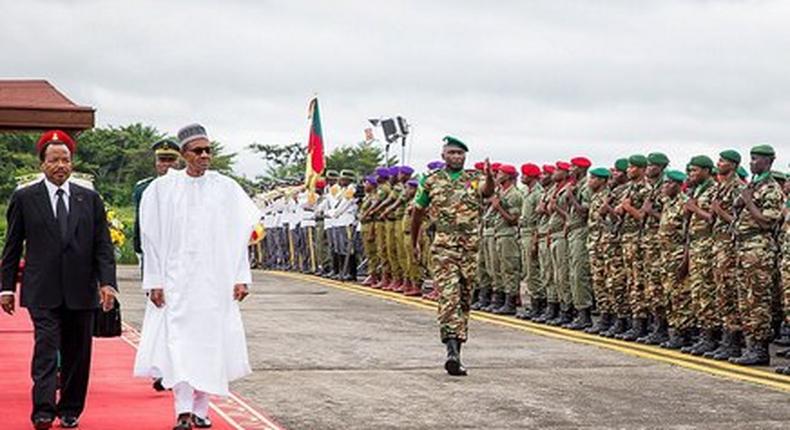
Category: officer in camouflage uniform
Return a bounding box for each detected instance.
[534,165,559,323]
[614,155,651,341]
[704,150,746,360]
[565,157,594,330]
[680,155,718,356]
[411,136,494,376]
[636,152,670,345]
[515,163,544,320]
[583,167,612,333]
[600,159,631,337]
[730,145,784,366]
[489,164,523,315]
[659,171,696,349]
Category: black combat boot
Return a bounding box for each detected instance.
[471,289,480,307]
[777,348,790,358]
[617,317,648,341]
[567,307,593,330]
[709,330,742,361]
[729,338,770,366]
[774,322,790,346]
[661,328,692,349]
[471,287,491,311]
[444,338,467,376]
[534,302,559,324]
[517,298,545,320]
[689,328,718,356]
[484,291,505,313]
[776,366,790,375]
[637,315,669,345]
[549,306,573,327]
[585,312,613,334]
[601,317,629,338]
[493,293,518,315]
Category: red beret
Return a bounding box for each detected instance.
[571,157,591,168]
[556,161,572,171]
[542,164,556,174]
[37,130,76,155]
[474,161,485,171]
[491,162,502,172]
[521,163,541,177]
[315,179,326,189]
[499,164,517,176]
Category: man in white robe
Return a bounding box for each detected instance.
[133,124,260,430]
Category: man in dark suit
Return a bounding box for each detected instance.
[0,130,117,429]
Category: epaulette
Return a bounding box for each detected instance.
[135,176,155,186]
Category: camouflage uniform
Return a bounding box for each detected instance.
[688,178,717,330]
[520,182,544,304]
[733,173,784,343]
[566,178,593,310]
[416,169,484,342]
[605,183,630,319]
[783,200,790,326]
[660,191,693,331]
[641,178,667,319]
[549,183,571,308]
[620,178,650,319]
[712,174,744,332]
[587,186,611,314]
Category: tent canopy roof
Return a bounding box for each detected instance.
[0,80,95,133]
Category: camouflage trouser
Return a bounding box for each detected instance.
[661,241,693,330]
[375,221,389,276]
[713,236,740,331]
[604,238,629,318]
[539,234,556,302]
[690,236,716,330]
[587,237,608,313]
[736,236,776,342]
[483,234,501,292]
[567,227,593,309]
[495,234,521,295]
[550,232,571,308]
[621,233,644,318]
[641,229,666,317]
[520,229,542,303]
[434,244,478,342]
[783,240,790,323]
[361,222,377,275]
[420,225,433,281]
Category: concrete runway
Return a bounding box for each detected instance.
[118,266,790,429]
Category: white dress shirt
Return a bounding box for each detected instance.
[43,178,71,216]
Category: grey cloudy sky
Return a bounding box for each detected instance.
[2,0,789,177]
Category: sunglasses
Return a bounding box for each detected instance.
[188,146,212,156]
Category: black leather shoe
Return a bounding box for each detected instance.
[173,413,193,430]
[59,416,79,428]
[192,414,213,428]
[153,377,168,392]
[33,417,53,430]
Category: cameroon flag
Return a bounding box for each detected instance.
[305,97,325,190]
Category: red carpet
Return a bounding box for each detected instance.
[0,298,283,430]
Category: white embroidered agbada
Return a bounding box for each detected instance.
[133,169,260,396]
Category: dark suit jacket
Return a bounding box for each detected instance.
[1,180,117,309]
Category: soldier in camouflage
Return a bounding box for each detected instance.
[584,167,613,333]
[599,159,631,337]
[411,136,494,376]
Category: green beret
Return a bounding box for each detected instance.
[719,149,741,164]
[665,170,687,183]
[771,170,786,182]
[647,152,669,166]
[736,166,749,179]
[614,158,629,172]
[589,167,611,179]
[628,154,648,168]
[750,144,775,157]
[326,170,340,178]
[340,169,356,180]
[442,135,468,152]
[689,155,714,169]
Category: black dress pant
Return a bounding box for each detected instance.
[28,307,94,421]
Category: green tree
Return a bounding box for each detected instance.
[248,142,306,183]
[325,141,397,176]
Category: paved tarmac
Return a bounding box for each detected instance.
[118,266,790,430]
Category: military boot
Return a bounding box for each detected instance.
[661,328,692,349]
[709,330,742,361]
[729,338,770,366]
[471,289,480,307]
[777,348,790,358]
[689,328,719,356]
[444,338,467,376]
[601,317,629,338]
[776,366,790,375]
[774,322,790,346]
[534,302,559,324]
[567,307,593,330]
[585,312,613,334]
[471,287,491,311]
[617,317,648,341]
[549,306,573,326]
[637,315,669,345]
[493,293,518,315]
[484,291,505,313]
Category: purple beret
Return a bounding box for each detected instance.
[365,175,378,186]
[375,166,390,178]
[427,161,445,170]
[406,179,419,188]
[399,166,414,176]
[387,166,400,177]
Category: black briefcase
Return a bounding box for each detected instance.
[94,299,122,338]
